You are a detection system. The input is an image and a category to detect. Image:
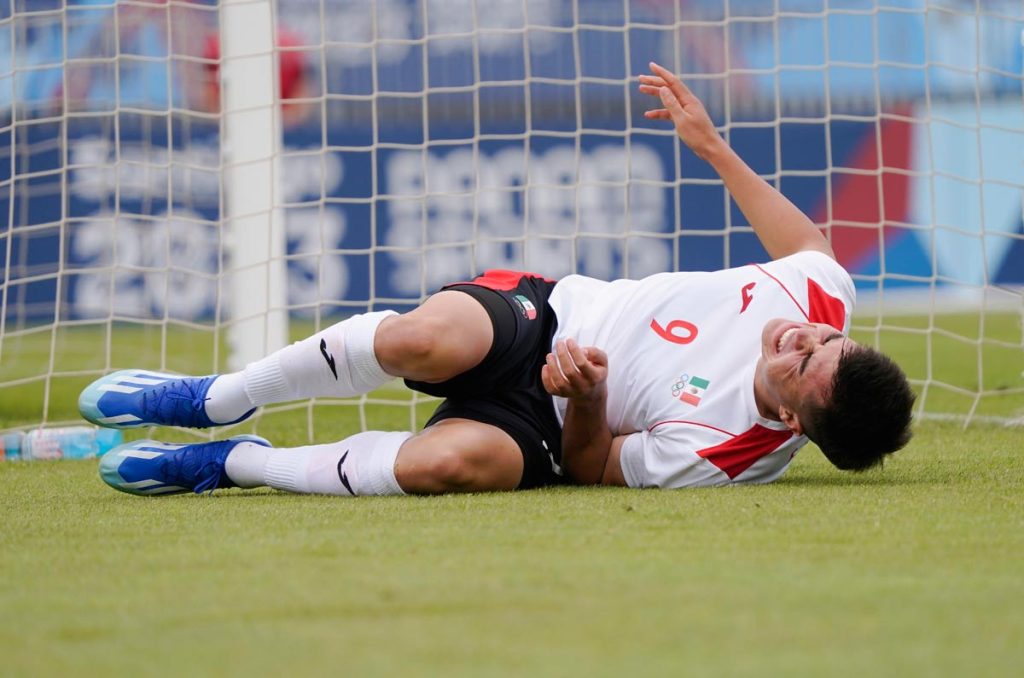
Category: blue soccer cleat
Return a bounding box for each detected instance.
[99,435,270,496]
[78,370,254,429]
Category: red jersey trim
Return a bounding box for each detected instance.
[449,269,557,291]
[753,263,848,332]
[647,419,795,480]
[753,264,809,321]
[696,424,795,479]
[648,419,736,437]
[806,278,846,331]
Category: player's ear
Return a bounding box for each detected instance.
[778,405,804,436]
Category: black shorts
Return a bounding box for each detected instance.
[404,270,566,490]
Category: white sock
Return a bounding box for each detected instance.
[203,311,397,423]
[204,373,253,424]
[245,311,397,405]
[222,441,271,488]
[224,431,411,496]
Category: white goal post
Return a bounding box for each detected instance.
[219,0,289,370]
[0,0,1022,437]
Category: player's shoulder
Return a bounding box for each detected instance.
[759,249,854,293]
[764,249,849,278]
[626,420,802,488]
[757,249,856,328]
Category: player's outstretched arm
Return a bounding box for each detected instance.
[639,61,835,261]
[541,339,624,486]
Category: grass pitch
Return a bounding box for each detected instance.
[2,421,1022,676]
[1,313,1022,676]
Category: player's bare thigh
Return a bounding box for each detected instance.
[395,419,523,493]
[374,290,493,383]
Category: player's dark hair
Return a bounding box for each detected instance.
[803,344,915,471]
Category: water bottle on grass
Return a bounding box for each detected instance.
[3,432,24,460]
[21,427,123,460]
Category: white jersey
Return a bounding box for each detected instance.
[547,251,855,489]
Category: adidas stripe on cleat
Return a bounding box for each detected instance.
[78,370,254,429]
[99,435,270,496]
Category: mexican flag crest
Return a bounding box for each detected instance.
[514,294,537,320]
[679,375,710,406]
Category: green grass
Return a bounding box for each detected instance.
[849,312,1024,419]
[1,313,1023,675]
[1,422,1022,676]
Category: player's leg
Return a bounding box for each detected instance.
[209,289,494,415]
[374,291,495,383]
[230,418,523,495]
[98,419,523,497]
[97,273,563,496]
[393,419,523,492]
[78,290,494,429]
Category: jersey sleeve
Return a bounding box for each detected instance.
[618,426,733,489]
[762,251,856,332]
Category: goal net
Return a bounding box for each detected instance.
[2,0,1022,440]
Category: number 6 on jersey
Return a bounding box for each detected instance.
[650,318,698,345]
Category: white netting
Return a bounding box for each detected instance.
[1,0,1022,434]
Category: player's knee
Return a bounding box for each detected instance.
[375,314,447,376]
[429,448,494,490]
[395,421,523,494]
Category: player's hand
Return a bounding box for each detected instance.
[639,61,723,160]
[541,339,608,402]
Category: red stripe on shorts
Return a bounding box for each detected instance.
[456,269,556,291]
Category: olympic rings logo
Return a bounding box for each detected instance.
[670,374,690,397]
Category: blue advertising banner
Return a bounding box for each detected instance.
[5,105,1018,324]
[1,1,1021,324]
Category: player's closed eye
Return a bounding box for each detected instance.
[800,333,842,375]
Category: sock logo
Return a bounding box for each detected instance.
[336,450,355,495]
[320,338,338,380]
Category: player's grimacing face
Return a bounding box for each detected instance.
[756,319,852,416]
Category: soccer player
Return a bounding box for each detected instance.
[81,62,915,498]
